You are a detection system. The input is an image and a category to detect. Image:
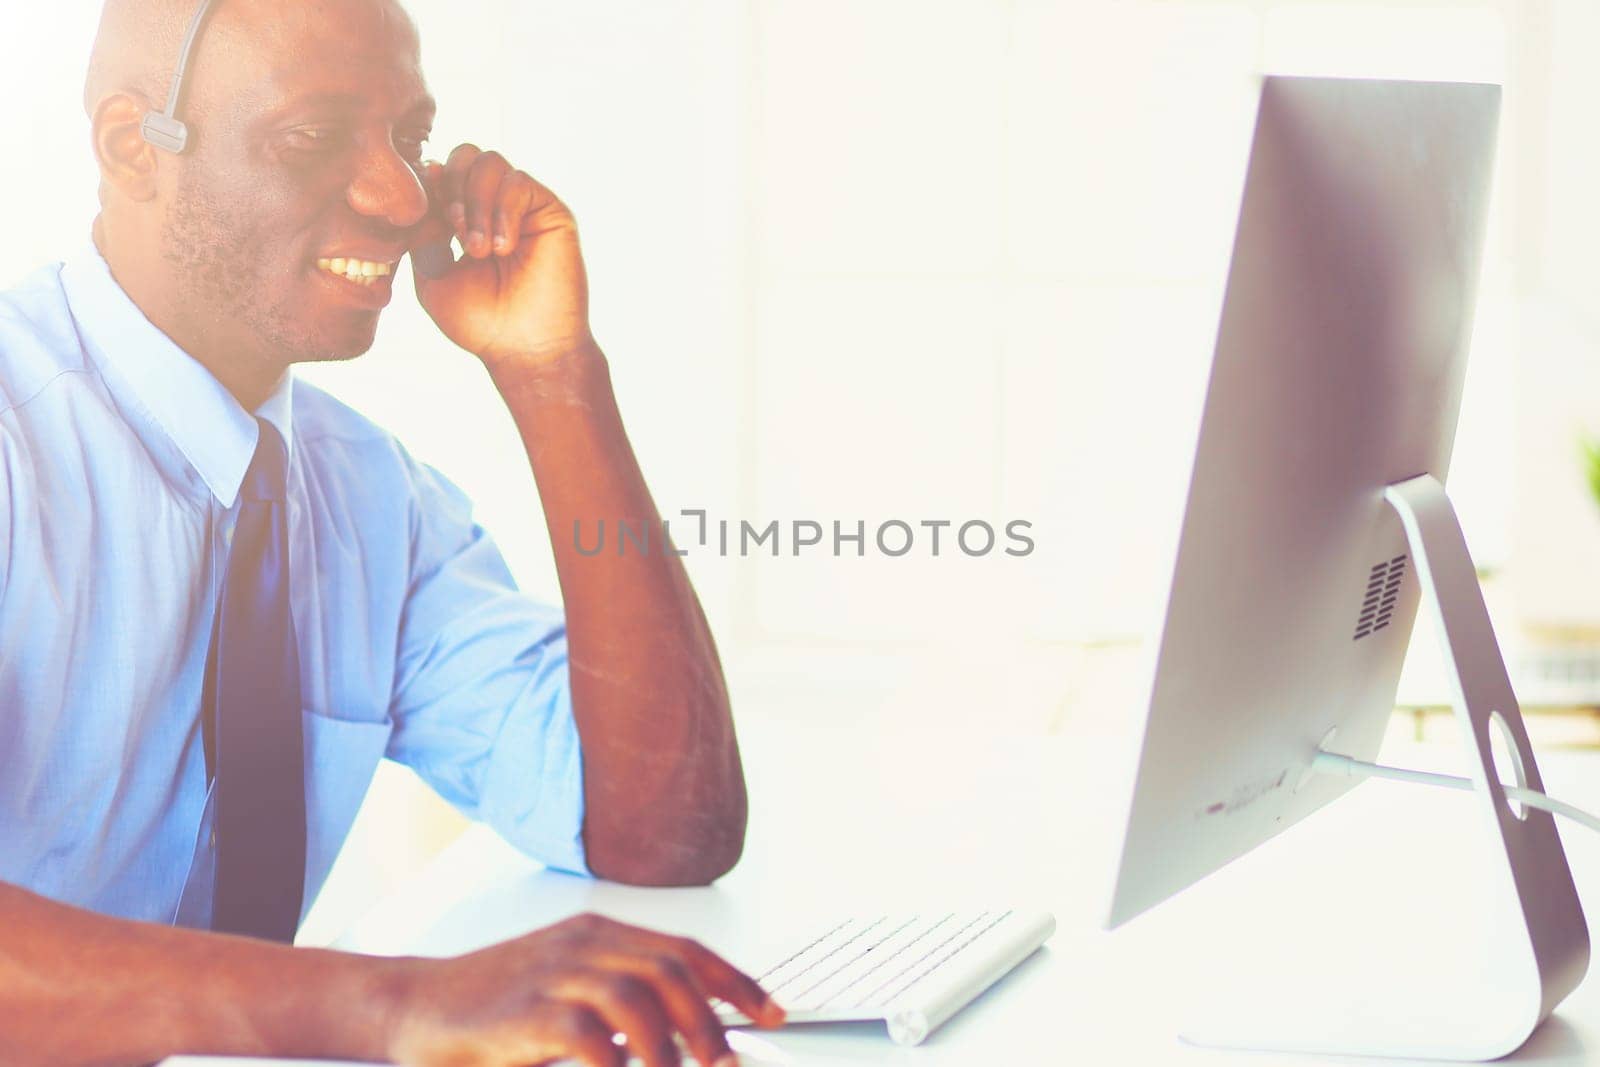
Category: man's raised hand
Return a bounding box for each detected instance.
[409,145,594,369]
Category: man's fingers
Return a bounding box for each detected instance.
[419,159,451,222]
[542,1001,631,1067]
[462,151,511,259]
[554,970,681,1067]
[586,923,779,1029]
[603,952,736,1067]
[492,171,537,256]
[443,143,483,245]
[430,144,566,262]
[661,936,783,1029]
[406,161,457,277]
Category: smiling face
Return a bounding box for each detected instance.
[91,0,436,385]
[172,0,434,360]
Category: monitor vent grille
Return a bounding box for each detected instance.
[1353,555,1408,641]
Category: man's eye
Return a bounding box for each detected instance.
[396,131,430,160]
[284,127,346,153]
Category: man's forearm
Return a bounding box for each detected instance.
[0,882,393,1066]
[486,340,747,886]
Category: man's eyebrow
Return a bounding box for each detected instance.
[268,91,437,123]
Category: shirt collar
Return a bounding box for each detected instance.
[59,242,295,508]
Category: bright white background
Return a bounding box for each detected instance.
[5,1,1600,937]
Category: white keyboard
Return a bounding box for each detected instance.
[717,910,1056,1045]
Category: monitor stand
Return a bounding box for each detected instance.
[1180,474,1589,1061]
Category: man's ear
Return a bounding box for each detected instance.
[91,92,163,203]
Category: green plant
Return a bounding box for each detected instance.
[1585,436,1600,514]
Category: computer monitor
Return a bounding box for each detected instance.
[1105,76,1587,1060]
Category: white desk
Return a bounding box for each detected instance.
[170,717,1600,1065]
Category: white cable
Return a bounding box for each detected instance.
[1312,751,1600,836]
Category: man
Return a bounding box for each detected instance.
[0,0,783,1063]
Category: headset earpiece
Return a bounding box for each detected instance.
[141,112,190,154]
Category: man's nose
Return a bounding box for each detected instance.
[346,144,430,229]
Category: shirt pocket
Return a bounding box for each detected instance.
[300,708,394,914]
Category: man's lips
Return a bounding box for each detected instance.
[314,254,400,285]
[310,255,398,309]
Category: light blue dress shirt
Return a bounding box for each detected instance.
[0,246,589,930]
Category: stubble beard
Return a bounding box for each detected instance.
[160,169,362,369]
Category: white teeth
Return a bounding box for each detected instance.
[315,257,395,285]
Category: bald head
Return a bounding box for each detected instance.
[85,0,423,125]
[84,0,196,118]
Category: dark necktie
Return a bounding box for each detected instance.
[203,417,306,941]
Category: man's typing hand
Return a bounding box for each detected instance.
[384,912,785,1067]
[408,144,594,370]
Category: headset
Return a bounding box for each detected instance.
[140,0,219,154]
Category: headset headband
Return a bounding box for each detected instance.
[140,0,219,154]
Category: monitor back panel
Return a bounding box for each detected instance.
[1108,76,1500,928]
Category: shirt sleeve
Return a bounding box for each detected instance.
[0,428,13,601]
[383,456,590,876]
